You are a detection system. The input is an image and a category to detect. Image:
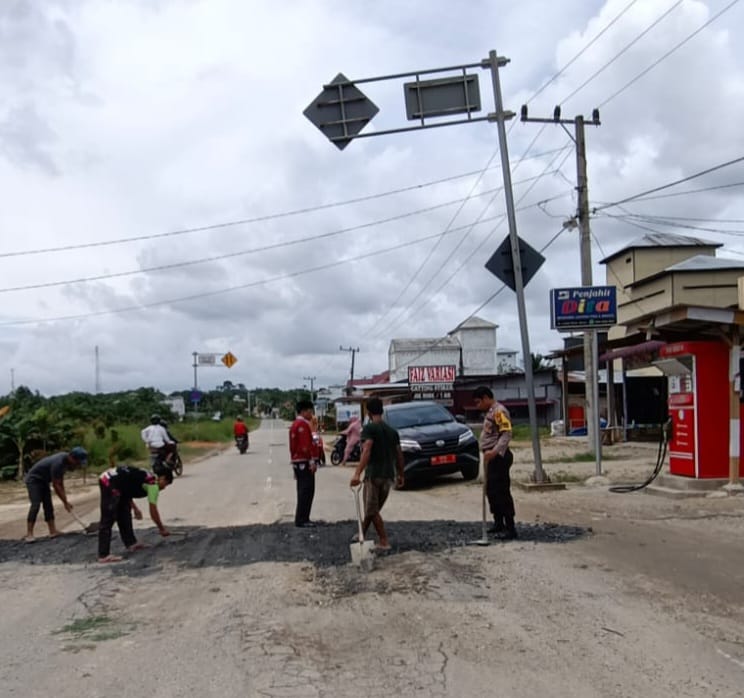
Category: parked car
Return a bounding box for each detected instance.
[383,400,480,486]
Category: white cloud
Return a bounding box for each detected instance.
[1,0,743,395]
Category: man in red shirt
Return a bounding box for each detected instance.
[289,400,318,527]
[233,416,248,437]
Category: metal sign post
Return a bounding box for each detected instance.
[305,49,547,482]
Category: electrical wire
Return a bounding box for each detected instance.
[375,143,574,339]
[0,173,559,295]
[380,223,572,375]
[0,147,568,260]
[593,156,744,212]
[527,0,640,105]
[560,0,683,106]
[599,0,742,108]
[602,213,744,237]
[0,228,467,327]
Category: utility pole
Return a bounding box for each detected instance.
[339,345,360,395]
[521,105,602,473]
[303,376,316,402]
[10,368,15,393]
[94,345,101,394]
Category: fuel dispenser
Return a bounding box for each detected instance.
[655,341,730,478]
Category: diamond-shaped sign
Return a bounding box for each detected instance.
[303,73,379,150]
[485,235,545,292]
[221,351,238,369]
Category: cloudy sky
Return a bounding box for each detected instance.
[1,0,743,396]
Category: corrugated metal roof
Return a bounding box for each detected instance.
[599,233,721,264]
[663,254,744,272]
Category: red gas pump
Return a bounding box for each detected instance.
[656,341,730,478]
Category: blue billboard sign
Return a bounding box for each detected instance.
[550,286,617,331]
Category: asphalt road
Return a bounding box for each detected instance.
[1,419,743,697]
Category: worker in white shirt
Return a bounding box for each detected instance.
[140,414,175,467]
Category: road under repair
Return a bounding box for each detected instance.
[0,421,743,697]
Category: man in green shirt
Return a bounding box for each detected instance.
[350,398,405,551]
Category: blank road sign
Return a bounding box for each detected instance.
[485,235,545,292]
[303,73,379,150]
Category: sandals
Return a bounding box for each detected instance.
[98,555,124,563]
[126,542,148,551]
[23,535,36,544]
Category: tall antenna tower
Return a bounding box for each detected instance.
[94,346,101,394]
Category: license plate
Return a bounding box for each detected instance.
[431,454,456,465]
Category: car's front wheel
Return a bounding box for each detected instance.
[461,461,479,481]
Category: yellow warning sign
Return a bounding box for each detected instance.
[221,351,238,368]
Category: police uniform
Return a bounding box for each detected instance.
[289,415,317,527]
[480,401,516,538]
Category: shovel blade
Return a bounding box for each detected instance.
[350,540,375,570]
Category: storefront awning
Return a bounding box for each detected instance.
[599,340,665,363]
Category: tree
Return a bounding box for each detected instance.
[0,413,38,479]
[531,353,553,372]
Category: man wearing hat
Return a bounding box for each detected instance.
[24,446,88,543]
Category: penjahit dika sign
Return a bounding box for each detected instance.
[550,286,617,331]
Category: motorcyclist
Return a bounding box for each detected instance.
[340,415,361,465]
[233,416,249,450]
[140,414,175,467]
[233,416,248,438]
[159,419,179,464]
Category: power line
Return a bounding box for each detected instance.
[384,222,572,375]
[594,181,744,205]
[560,0,683,106]
[598,0,742,108]
[604,213,744,237]
[0,147,568,260]
[593,155,744,212]
[364,7,652,338]
[527,0,640,105]
[0,172,559,295]
[0,227,468,327]
[375,145,575,339]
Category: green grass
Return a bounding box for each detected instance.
[54,615,129,642]
[75,417,260,472]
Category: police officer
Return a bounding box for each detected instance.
[289,400,318,528]
[473,386,517,539]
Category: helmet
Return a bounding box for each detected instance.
[236,416,243,422]
[69,446,88,464]
[160,420,168,429]
[150,413,161,424]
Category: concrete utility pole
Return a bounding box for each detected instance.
[303,376,316,401]
[521,106,602,473]
[339,346,360,395]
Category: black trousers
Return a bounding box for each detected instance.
[27,481,54,523]
[293,464,315,525]
[98,484,137,557]
[486,449,515,528]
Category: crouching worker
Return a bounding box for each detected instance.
[97,464,172,563]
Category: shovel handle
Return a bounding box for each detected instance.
[351,484,365,542]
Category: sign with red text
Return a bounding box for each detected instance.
[408,365,456,406]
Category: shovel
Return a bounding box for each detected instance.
[350,485,375,571]
[469,455,490,547]
[70,510,99,535]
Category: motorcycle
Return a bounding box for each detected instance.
[235,433,249,454]
[330,433,361,466]
[151,445,183,477]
